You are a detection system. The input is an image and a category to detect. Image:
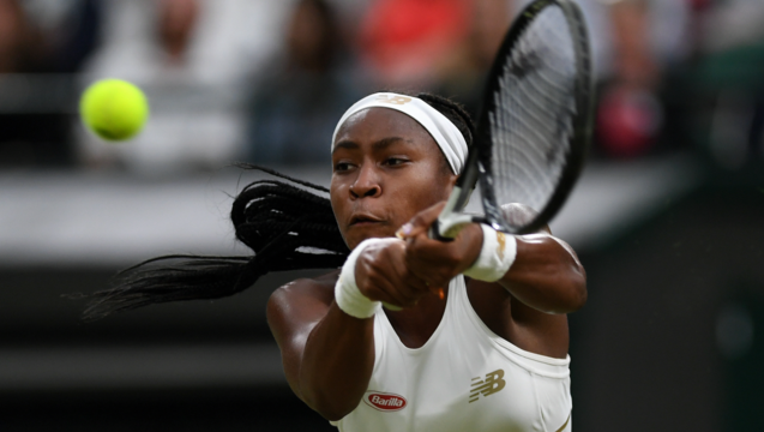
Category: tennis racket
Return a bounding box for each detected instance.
[431,0,594,240]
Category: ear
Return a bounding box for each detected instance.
[440,171,458,200]
[448,173,458,188]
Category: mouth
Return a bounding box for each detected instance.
[349,214,384,227]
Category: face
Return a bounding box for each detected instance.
[331,108,458,249]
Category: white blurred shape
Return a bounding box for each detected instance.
[716,303,755,360]
[76,0,297,172]
[710,91,753,170]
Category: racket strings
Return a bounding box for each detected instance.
[489,5,578,214]
[501,27,573,207]
[513,18,574,203]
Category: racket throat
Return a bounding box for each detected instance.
[431,187,477,240]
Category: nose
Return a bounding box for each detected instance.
[349,164,381,199]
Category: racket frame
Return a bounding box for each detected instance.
[431,0,593,240]
[478,0,594,235]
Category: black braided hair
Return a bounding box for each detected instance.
[81,94,474,321]
[80,164,349,321]
[415,92,475,150]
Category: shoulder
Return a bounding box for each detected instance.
[267,270,340,330]
[266,270,341,362]
[268,270,340,311]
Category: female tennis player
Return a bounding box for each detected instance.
[84,92,586,432]
[269,92,585,432]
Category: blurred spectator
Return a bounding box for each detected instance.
[0,0,41,74]
[22,0,102,73]
[596,0,666,158]
[437,0,693,159]
[700,0,764,54]
[569,0,691,159]
[157,0,199,65]
[77,0,293,173]
[434,0,515,118]
[689,0,764,169]
[245,0,367,167]
[0,0,100,168]
[358,0,471,89]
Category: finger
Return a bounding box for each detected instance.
[407,223,483,276]
[365,279,418,308]
[401,270,444,301]
[404,247,455,290]
[406,264,448,299]
[374,278,428,310]
[375,260,429,307]
[406,237,459,276]
[396,201,447,239]
[407,261,455,296]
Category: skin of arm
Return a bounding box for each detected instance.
[267,201,586,420]
[400,202,587,314]
[268,201,586,420]
[266,240,432,421]
[267,275,375,421]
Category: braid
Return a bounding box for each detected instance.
[80,164,349,321]
[80,93,474,321]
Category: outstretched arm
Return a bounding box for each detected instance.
[267,276,374,421]
[267,240,431,421]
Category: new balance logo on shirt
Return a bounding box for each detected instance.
[469,369,506,403]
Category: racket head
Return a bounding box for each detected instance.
[476,0,594,235]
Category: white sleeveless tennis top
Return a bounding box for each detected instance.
[332,276,573,432]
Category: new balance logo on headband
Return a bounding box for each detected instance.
[332,92,469,174]
[374,94,412,105]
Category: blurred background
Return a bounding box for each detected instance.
[1,0,763,430]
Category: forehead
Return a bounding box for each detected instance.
[333,107,434,146]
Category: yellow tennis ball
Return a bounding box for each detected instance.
[80,79,149,141]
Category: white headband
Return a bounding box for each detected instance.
[331,92,468,174]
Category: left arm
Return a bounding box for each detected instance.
[399,203,586,314]
[500,231,586,314]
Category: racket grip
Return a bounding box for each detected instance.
[429,213,475,240]
[428,220,455,242]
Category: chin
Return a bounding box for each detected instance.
[347,224,395,248]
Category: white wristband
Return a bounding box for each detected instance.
[335,238,397,319]
[463,224,517,282]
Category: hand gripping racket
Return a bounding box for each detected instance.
[431,0,594,240]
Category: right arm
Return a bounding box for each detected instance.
[267,276,375,420]
[266,240,428,421]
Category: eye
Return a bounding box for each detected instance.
[384,157,408,167]
[333,161,353,172]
